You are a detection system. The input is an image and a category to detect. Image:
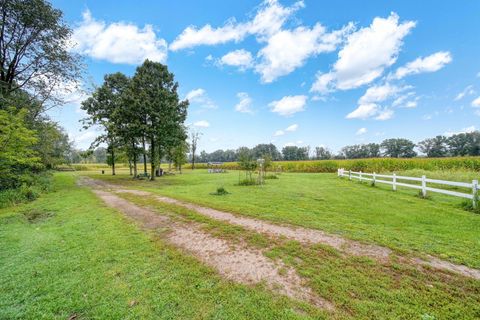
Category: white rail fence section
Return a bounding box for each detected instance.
[337,168,478,208]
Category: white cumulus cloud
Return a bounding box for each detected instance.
[274,130,285,136]
[234,92,253,113]
[256,23,353,83]
[170,0,303,51]
[471,96,480,107]
[269,95,307,116]
[346,103,379,120]
[359,83,403,104]
[375,108,394,120]
[311,13,415,93]
[455,85,475,101]
[72,10,167,64]
[220,49,253,70]
[356,127,368,135]
[392,51,452,80]
[444,126,476,137]
[185,88,217,109]
[285,124,298,132]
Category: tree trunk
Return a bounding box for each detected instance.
[150,136,155,181]
[128,160,132,176]
[111,147,116,176]
[132,142,138,178]
[192,152,195,170]
[142,137,147,174]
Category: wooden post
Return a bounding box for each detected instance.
[349,170,352,181]
[393,173,397,191]
[421,175,427,198]
[359,171,362,182]
[373,172,376,186]
[473,180,478,208]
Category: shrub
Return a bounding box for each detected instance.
[236,178,258,186]
[265,174,279,179]
[210,186,230,196]
[461,200,480,214]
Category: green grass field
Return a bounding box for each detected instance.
[0,174,323,319]
[2,171,480,319]
[87,169,480,268]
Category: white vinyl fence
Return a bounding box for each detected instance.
[337,168,479,208]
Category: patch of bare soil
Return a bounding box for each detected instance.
[80,177,480,280]
[146,195,391,261]
[92,188,333,310]
[129,192,480,280]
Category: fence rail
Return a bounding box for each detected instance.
[337,168,478,208]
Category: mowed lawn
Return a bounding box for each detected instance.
[88,169,480,268]
[0,174,325,320]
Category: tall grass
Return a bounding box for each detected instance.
[194,157,480,173]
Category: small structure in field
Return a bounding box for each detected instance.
[208,162,225,173]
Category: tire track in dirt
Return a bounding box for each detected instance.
[89,187,334,311]
[79,177,480,280]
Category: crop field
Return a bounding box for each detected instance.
[2,168,479,319]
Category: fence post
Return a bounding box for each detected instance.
[421,175,427,198]
[393,173,397,191]
[473,180,478,208]
[359,171,362,182]
[373,172,376,186]
[349,170,351,181]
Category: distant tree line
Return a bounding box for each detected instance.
[193,132,480,163]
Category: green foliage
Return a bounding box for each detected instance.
[195,156,480,173]
[281,145,309,160]
[32,120,71,169]
[265,174,279,179]
[418,135,448,157]
[341,143,380,159]
[381,138,417,158]
[210,186,230,195]
[0,108,42,189]
[131,60,188,179]
[0,0,82,107]
[236,178,258,186]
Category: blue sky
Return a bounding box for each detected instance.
[48,0,480,153]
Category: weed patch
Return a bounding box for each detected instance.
[210,186,230,196]
[22,209,55,223]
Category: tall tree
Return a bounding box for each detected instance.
[0,0,82,112]
[81,73,129,175]
[418,135,448,157]
[190,131,201,169]
[282,146,309,160]
[252,143,281,160]
[381,138,417,158]
[314,146,332,160]
[131,60,188,180]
